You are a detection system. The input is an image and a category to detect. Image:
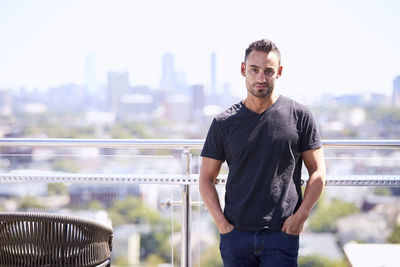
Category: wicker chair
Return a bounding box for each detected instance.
[0,212,113,267]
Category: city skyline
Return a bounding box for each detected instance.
[1,0,400,98]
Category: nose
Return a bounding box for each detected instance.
[258,72,267,82]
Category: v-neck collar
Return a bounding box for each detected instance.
[241,95,282,117]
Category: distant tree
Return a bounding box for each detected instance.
[88,200,105,210]
[69,126,96,138]
[387,224,400,243]
[199,244,223,267]
[51,158,79,173]
[108,196,162,225]
[109,124,132,139]
[373,187,392,196]
[145,254,165,267]
[366,107,400,123]
[47,183,67,195]
[299,254,348,267]
[18,196,45,210]
[339,128,359,138]
[113,255,129,266]
[23,121,96,138]
[108,196,180,263]
[308,198,359,232]
[108,122,154,139]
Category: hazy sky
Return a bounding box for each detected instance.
[1,0,400,98]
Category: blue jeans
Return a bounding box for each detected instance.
[219,228,299,267]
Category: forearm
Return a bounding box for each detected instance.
[199,178,232,232]
[297,169,325,217]
[283,148,326,234]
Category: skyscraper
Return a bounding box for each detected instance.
[107,71,130,118]
[191,84,205,119]
[211,52,217,96]
[0,89,13,115]
[85,54,98,97]
[160,53,176,91]
[159,53,188,94]
[393,76,400,107]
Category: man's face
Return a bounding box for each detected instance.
[241,50,282,98]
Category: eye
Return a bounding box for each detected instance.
[265,69,274,76]
[251,68,258,73]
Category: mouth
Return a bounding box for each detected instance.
[254,83,268,89]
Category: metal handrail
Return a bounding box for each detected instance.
[1,173,400,186]
[0,138,205,149]
[1,138,400,149]
[322,139,400,149]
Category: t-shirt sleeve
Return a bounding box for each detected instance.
[299,107,322,152]
[201,118,226,161]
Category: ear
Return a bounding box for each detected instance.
[276,66,283,79]
[241,62,246,77]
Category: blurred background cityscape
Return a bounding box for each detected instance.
[1,0,400,266]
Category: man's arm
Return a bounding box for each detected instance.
[199,156,234,234]
[282,147,326,235]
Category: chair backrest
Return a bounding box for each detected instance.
[0,212,113,267]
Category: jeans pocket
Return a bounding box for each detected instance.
[281,231,299,238]
[220,228,235,237]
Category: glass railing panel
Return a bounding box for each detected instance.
[324,148,400,175]
[189,182,225,267]
[297,147,400,266]
[0,146,183,173]
[0,147,186,267]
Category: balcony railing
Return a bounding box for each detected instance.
[0,138,400,267]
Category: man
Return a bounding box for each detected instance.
[199,39,326,267]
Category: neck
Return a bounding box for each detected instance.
[243,93,279,114]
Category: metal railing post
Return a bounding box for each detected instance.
[181,147,192,267]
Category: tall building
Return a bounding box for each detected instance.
[160,53,176,91]
[164,94,191,122]
[107,71,130,118]
[159,53,188,94]
[48,83,85,112]
[0,89,13,115]
[393,76,400,107]
[211,52,217,96]
[85,54,98,96]
[191,84,205,119]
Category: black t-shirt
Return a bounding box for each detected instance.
[201,95,321,231]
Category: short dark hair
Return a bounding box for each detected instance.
[244,39,281,64]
